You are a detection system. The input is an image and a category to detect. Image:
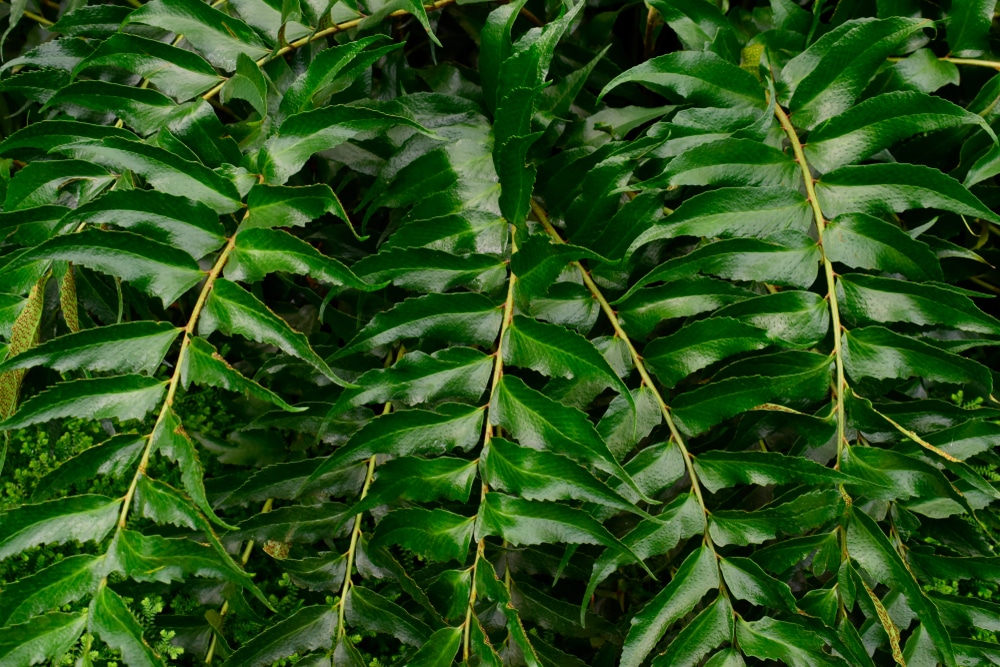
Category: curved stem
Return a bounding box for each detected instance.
[529,200,710,518]
[461,225,517,662]
[201,0,456,102]
[773,104,848,468]
[336,452,378,637]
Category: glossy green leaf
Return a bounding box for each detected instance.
[405,627,462,666]
[617,277,755,339]
[0,375,166,430]
[44,81,179,137]
[947,0,995,57]
[353,246,504,293]
[643,318,770,387]
[822,213,942,281]
[371,507,474,564]
[354,456,477,514]
[3,159,113,211]
[0,119,135,157]
[719,557,796,612]
[0,611,88,666]
[109,528,255,588]
[221,52,268,118]
[736,616,849,666]
[224,605,337,667]
[0,554,104,625]
[710,489,843,546]
[0,494,119,562]
[694,451,856,494]
[651,596,733,667]
[91,583,168,666]
[199,279,347,385]
[245,183,352,230]
[31,435,145,502]
[181,335,302,411]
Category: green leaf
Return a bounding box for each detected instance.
[0,119,135,157]
[346,586,431,646]
[803,91,991,173]
[839,274,1000,334]
[643,139,800,190]
[822,213,942,281]
[627,187,812,254]
[651,596,733,667]
[74,33,221,101]
[643,318,770,388]
[221,52,268,118]
[672,351,832,436]
[694,451,856,494]
[245,183,352,231]
[181,336,302,412]
[736,616,849,666]
[620,546,719,667]
[815,163,1000,223]
[843,326,993,394]
[371,507,474,564]
[491,375,651,502]
[842,446,968,518]
[3,159,113,211]
[0,555,104,625]
[482,437,652,520]
[617,277,755,339]
[0,611,88,666]
[601,51,765,108]
[847,507,956,667]
[124,0,268,70]
[405,627,463,667]
[476,493,648,571]
[709,489,844,546]
[947,0,995,57]
[50,5,133,38]
[151,405,233,530]
[647,0,739,60]
[44,81,179,137]
[306,404,484,484]
[59,189,226,260]
[620,233,822,303]
[223,605,337,667]
[109,529,255,589]
[91,583,168,666]
[31,435,145,502]
[0,375,166,430]
[227,227,379,291]
[780,17,930,129]
[58,137,242,214]
[479,0,527,112]
[199,279,348,386]
[354,456,477,514]
[0,321,181,377]
[332,347,493,411]
[353,246,504,293]
[719,557,796,612]
[260,105,425,185]
[335,292,502,358]
[714,290,830,347]
[510,234,603,300]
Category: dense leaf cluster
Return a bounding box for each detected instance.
[4,0,1000,664]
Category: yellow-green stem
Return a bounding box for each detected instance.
[337,453,378,637]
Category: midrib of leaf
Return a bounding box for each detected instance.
[459,224,518,663]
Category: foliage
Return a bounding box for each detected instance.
[4,0,1000,665]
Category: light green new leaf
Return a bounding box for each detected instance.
[370,508,474,564]
[629,187,811,255]
[44,81,179,137]
[0,555,104,626]
[124,0,268,70]
[815,163,1000,223]
[60,189,226,260]
[58,137,242,213]
[345,586,434,646]
[333,347,493,411]
[620,233,822,303]
[181,336,302,412]
[620,546,718,667]
[839,274,1000,334]
[74,33,221,101]
[482,438,652,520]
[0,611,88,666]
[822,213,942,281]
[199,279,348,385]
[306,404,484,484]
[352,246,505,293]
[0,375,167,430]
[947,0,995,57]
[245,183,352,230]
[477,493,648,571]
[847,507,956,667]
[31,435,146,502]
[694,451,856,494]
[227,228,379,291]
[224,605,337,667]
[736,616,849,667]
[0,321,180,377]
[803,91,991,173]
[261,105,426,184]
[780,17,929,128]
[651,596,733,667]
[601,51,765,108]
[0,494,119,562]
[843,326,993,395]
[336,292,502,358]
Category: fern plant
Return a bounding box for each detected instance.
[3,0,1000,664]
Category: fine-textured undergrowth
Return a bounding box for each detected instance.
[4,0,1000,665]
